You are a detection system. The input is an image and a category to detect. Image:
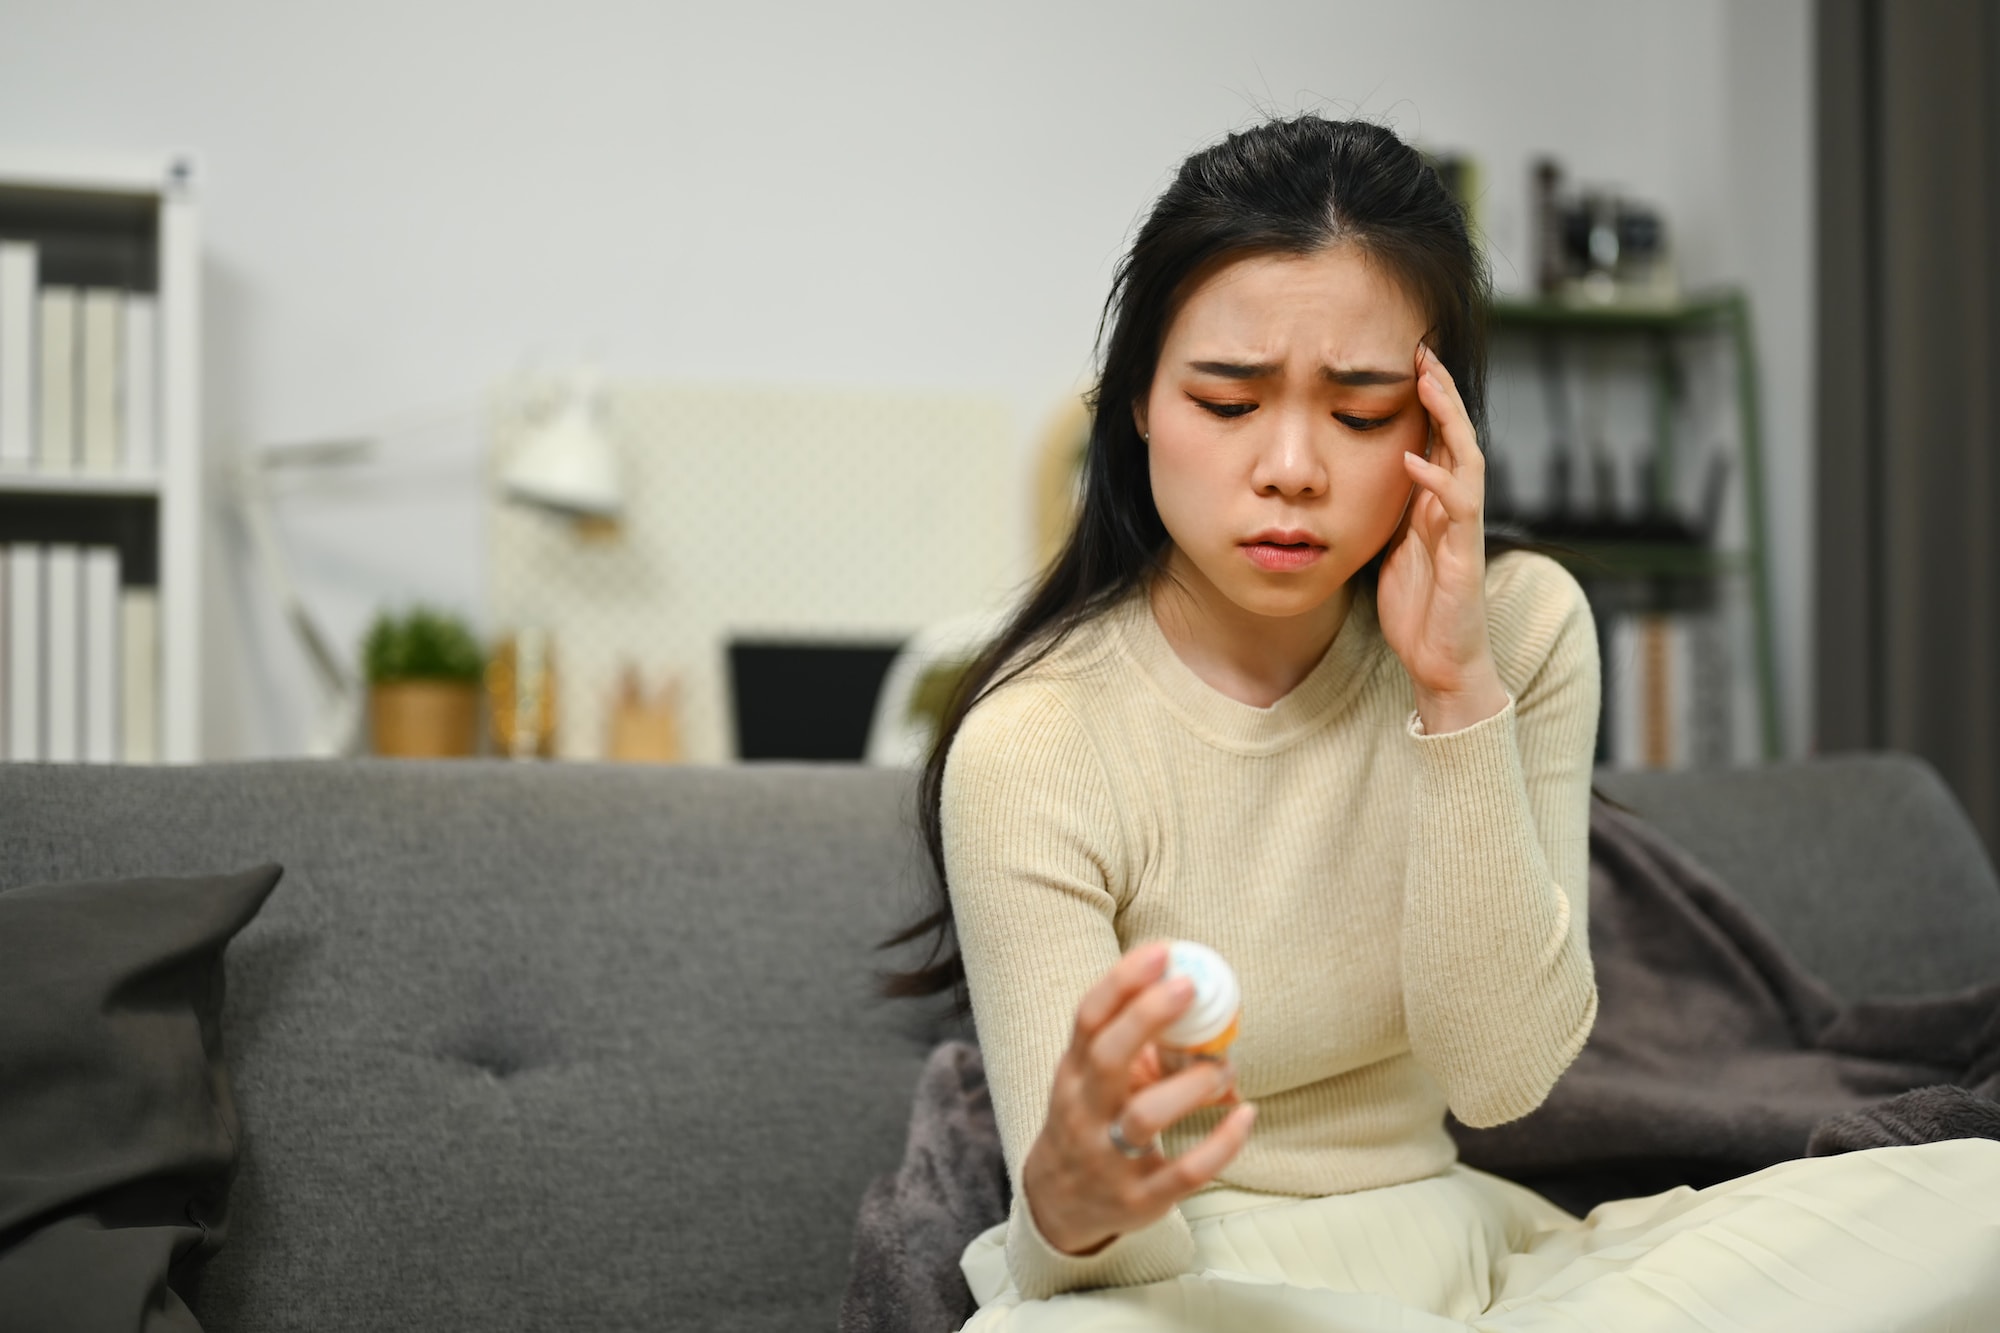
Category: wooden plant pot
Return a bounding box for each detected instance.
[370,680,480,758]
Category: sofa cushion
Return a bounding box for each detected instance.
[0,759,964,1333]
[0,864,283,1332]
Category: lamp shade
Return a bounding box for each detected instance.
[502,386,622,519]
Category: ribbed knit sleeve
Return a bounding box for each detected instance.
[942,681,1197,1299]
[1398,554,1601,1128]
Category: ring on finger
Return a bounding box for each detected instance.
[1107,1118,1158,1160]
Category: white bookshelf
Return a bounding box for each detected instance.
[0,150,202,763]
[0,470,163,497]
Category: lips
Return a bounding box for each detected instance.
[1241,532,1327,572]
[1243,529,1325,549]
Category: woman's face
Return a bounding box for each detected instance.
[1138,245,1431,621]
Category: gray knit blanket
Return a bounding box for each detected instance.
[839,1039,1007,1333]
[840,797,2000,1333]
[1451,796,2000,1213]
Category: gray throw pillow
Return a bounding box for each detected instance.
[0,864,282,1333]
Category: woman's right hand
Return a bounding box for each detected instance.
[1020,941,1258,1257]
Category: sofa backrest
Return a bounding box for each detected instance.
[1,759,962,1333]
[2,752,1993,1331]
[1595,752,2000,1000]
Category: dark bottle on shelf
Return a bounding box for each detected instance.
[1532,158,1567,296]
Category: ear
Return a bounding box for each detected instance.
[1131,398,1150,443]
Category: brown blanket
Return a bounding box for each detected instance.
[841,796,2000,1332]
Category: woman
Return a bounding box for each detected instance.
[884,114,2000,1330]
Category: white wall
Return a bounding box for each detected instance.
[0,0,1815,761]
[1720,0,1816,760]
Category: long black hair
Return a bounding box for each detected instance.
[882,114,1601,1006]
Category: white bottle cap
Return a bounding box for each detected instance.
[1160,939,1240,1050]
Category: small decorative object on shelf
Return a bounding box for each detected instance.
[1420,148,1481,237]
[362,605,485,758]
[485,627,557,760]
[605,661,681,763]
[1530,155,1677,309]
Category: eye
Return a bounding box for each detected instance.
[1335,412,1397,432]
[1192,397,1255,419]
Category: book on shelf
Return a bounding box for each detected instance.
[122,293,158,474]
[0,548,8,756]
[0,541,157,763]
[0,241,33,467]
[79,288,122,474]
[0,240,162,479]
[44,544,80,762]
[4,543,40,761]
[83,546,119,763]
[1602,608,1736,770]
[121,583,158,764]
[36,286,77,472]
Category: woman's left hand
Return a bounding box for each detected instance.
[1376,344,1509,734]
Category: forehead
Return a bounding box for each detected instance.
[1163,246,1427,363]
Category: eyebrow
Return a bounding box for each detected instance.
[1186,360,1413,387]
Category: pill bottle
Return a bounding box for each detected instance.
[1157,939,1240,1075]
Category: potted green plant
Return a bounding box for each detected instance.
[362,605,487,757]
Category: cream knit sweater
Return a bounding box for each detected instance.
[940,549,1602,1301]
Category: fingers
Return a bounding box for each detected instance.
[1070,941,1170,1051]
[1132,1103,1259,1212]
[1116,1060,1236,1146]
[1404,451,1484,529]
[1082,975,1195,1111]
[1131,1042,1164,1086]
[1415,345,1482,470]
[1408,345,1484,525]
[1065,942,1194,1119]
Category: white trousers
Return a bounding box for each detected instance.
[959,1139,2000,1332]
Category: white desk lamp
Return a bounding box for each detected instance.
[500,370,622,522]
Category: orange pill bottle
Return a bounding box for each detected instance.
[1157,939,1241,1074]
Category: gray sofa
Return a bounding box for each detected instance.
[3,752,1997,1331]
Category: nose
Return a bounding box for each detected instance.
[1250,407,1328,498]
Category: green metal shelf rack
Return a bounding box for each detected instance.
[1489,288,1783,762]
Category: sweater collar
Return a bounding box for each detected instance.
[1109,579,1386,754]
